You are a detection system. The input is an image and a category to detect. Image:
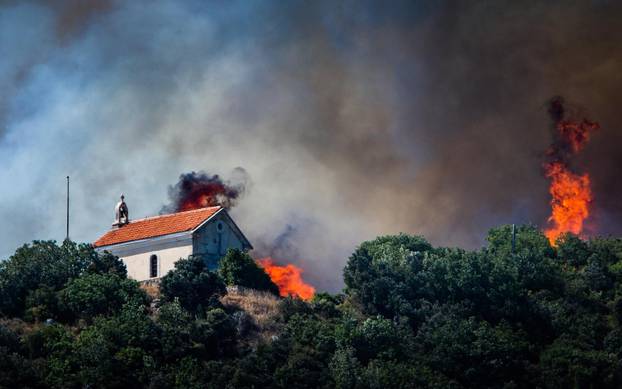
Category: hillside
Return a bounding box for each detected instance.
[1,225,622,388]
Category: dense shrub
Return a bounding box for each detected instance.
[1,227,622,388]
[343,234,433,326]
[0,240,127,319]
[219,248,280,295]
[160,256,226,314]
[61,273,148,321]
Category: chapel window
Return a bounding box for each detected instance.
[150,254,158,278]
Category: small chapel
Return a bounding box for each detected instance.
[93,196,252,281]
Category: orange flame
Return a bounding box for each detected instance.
[180,193,228,212]
[543,108,599,246]
[544,162,592,245]
[258,257,315,300]
[162,171,243,214]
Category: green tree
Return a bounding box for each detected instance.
[3,227,622,388]
[272,312,338,389]
[0,241,88,316]
[415,309,533,388]
[189,308,237,359]
[158,299,193,360]
[218,249,279,295]
[0,324,43,388]
[72,303,160,388]
[86,250,128,277]
[557,233,591,267]
[0,240,127,318]
[358,359,450,389]
[486,224,554,259]
[539,339,618,388]
[170,356,209,389]
[329,347,361,389]
[60,273,148,321]
[343,234,432,325]
[24,285,60,322]
[160,256,226,314]
[33,324,80,388]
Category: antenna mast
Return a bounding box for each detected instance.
[66,176,70,241]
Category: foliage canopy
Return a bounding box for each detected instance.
[219,248,279,296]
[1,226,622,388]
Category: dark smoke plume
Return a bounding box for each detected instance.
[161,168,249,214]
[546,96,600,162]
[252,224,301,261]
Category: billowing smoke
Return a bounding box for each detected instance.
[2,1,622,291]
[546,97,599,162]
[161,171,316,298]
[161,168,249,213]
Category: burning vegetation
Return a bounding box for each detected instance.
[162,170,316,299]
[161,170,247,213]
[257,257,315,300]
[543,97,600,245]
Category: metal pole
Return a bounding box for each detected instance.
[66,176,69,241]
[511,224,516,254]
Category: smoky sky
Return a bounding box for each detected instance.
[2,0,622,291]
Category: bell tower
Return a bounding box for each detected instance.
[113,194,129,228]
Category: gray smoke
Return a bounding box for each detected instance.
[1,1,622,291]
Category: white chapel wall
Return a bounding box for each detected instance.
[98,234,194,281]
[121,244,193,281]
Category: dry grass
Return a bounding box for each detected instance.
[139,280,161,299]
[0,318,43,336]
[221,286,282,343]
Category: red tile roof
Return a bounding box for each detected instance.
[93,206,222,248]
